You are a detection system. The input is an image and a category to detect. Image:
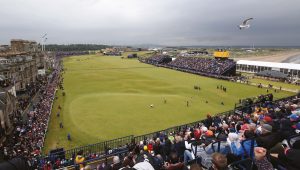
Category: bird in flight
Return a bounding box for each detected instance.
[238,18,253,30]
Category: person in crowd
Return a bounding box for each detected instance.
[164,152,185,170]
[153,138,163,156]
[174,135,185,161]
[122,154,135,168]
[111,156,122,170]
[81,165,92,170]
[230,130,257,159]
[256,123,281,150]
[163,136,172,159]
[205,133,230,155]
[269,139,300,170]
[184,134,207,166]
[253,147,273,170]
[190,163,203,170]
[205,114,213,128]
[75,150,85,169]
[279,118,295,140]
[209,153,228,170]
[133,160,155,170]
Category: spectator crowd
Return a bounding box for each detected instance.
[167,57,236,76]
[56,51,89,57]
[140,55,236,78]
[143,55,172,65]
[0,57,62,168]
[40,93,300,170]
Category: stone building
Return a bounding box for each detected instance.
[0,39,46,92]
[10,39,39,53]
[0,88,16,139]
[0,55,37,92]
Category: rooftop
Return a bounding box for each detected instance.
[237,60,300,70]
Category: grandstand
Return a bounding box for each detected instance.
[166,57,236,76]
[143,54,172,64]
[141,55,237,78]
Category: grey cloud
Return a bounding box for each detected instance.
[0,0,299,46]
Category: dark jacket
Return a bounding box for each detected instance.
[153,143,164,156]
[164,139,172,156]
[173,141,185,160]
[280,118,295,140]
[279,148,300,170]
[256,132,281,150]
[111,162,122,170]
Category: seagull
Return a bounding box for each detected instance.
[42,33,47,38]
[238,18,253,29]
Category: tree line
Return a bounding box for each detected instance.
[45,44,111,51]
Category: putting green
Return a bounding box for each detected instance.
[69,93,190,140]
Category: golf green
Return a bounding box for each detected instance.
[43,54,293,152]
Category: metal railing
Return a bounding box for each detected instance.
[42,135,133,161]
[43,109,239,161]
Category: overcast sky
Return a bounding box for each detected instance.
[1,0,300,46]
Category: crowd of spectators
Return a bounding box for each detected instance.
[17,81,43,111]
[167,57,236,76]
[140,55,236,78]
[143,55,172,65]
[56,51,89,57]
[41,93,300,170]
[0,59,61,168]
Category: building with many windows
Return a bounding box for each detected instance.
[0,56,37,91]
[236,60,300,78]
[0,39,46,92]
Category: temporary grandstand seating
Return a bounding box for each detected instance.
[144,54,172,64]
[140,55,237,78]
[166,57,236,76]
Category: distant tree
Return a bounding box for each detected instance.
[45,44,111,51]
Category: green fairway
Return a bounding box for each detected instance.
[241,73,300,92]
[249,78,300,91]
[43,54,294,152]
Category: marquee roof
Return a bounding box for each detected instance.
[237,60,300,70]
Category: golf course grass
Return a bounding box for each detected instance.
[250,78,300,91]
[43,54,294,153]
[241,73,300,92]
